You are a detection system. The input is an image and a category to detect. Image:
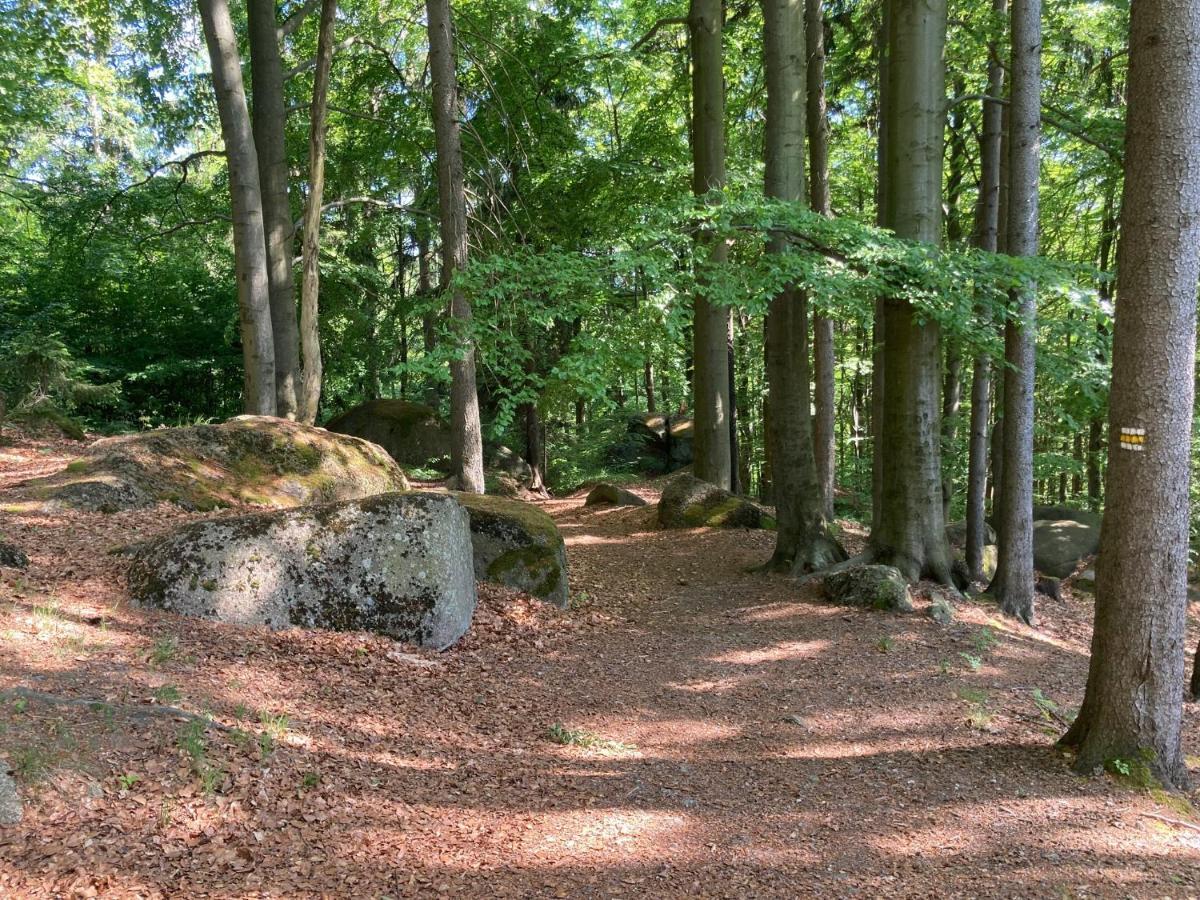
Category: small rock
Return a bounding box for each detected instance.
[928,595,955,625]
[1037,575,1064,600]
[0,541,29,569]
[0,764,22,824]
[584,483,648,508]
[822,565,913,612]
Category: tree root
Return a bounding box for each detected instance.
[2,687,232,732]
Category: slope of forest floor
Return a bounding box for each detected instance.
[0,428,1198,898]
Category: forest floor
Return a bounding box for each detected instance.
[1,429,1199,898]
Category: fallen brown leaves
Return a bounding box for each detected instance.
[0,430,1198,897]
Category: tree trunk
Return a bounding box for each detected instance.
[1061,0,1200,790]
[297,0,336,425]
[522,401,547,495]
[197,0,276,416]
[426,0,485,493]
[870,4,888,533]
[987,0,1039,624]
[807,0,836,521]
[689,0,733,490]
[247,0,301,419]
[963,34,1005,564]
[761,0,846,574]
[868,0,952,584]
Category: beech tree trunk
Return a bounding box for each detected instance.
[1061,0,1200,790]
[964,0,1006,580]
[247,0,301,419]
[761,0,846,574]
[426,0,485,493]
[868,0,952,583]
[297,0,336,425]
[870,6,888,533]
[988,0,1040,624]
[689,0,733,490]
[197,0,276,416]
[807,0,836,521]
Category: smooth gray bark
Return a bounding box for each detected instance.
[298,0,337,424]
[1062,0,1200,791]
[988,0,1040,623]
[427,0,484,493]
[247,0,301,419]
[689,0,733,490]
[868,0,952,583]
[806,0,836,521]
[197,0,276,416]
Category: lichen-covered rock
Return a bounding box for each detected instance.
[127,492,475,649]
[1033,518,1100,578]
[0,540,29,569]
[822,564,913,612]
[31,416,407,513]
[928,594,956,624]
[450,492,569,608]
[619,413,694,473]
[488,445,532,480]
[657,474,773,530]
[326,399,452,472]
[584,483,647,508]
[0,762,21,824]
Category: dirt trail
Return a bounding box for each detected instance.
[0,437,1198,897]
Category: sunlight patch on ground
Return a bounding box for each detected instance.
[521,808,691,862]
[710,639,830,666]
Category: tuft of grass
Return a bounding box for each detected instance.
[972,626,1000,654]
[258,710,289,740]
[957,687,992,731]
[959,652,983,672]
[116,773,141,791]
[32,599,63,632]
[876,636,896,654]
[178,719,206,764]
[148,635,179,667]
[300,771,321,789]
[10,745,53,782]
[154,684,182,704]
[545,723,635,753]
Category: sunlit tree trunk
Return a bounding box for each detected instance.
[807,0,836,521]
[761,0,845,573]
[426,0,485,493]
[868,0,952,583]
[689,0,733,490]
[298,0,336,424]
[197,0,276,416]
[988,0,1040,623]
[1062,0,1200,790]
[964,0,1006,580]
[247,0,301,419]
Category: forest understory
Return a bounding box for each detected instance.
[1,429,1198,898]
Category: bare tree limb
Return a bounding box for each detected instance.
[631,16,689,53]
[278,0,319,39]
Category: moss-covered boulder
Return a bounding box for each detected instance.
[657,474,773,529]
[30,416,407,513]
[584,483,647,507]
[326,399,452,472]
[0,540,29,569]
[449,492,569,608]
[822,564,913,612]
[127,493,476,649]
[618,413,694,473]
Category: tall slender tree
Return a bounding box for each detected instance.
[298,0,337,424]
[1061,0,1200,791]
[964,0,1007,582]
[868,0,953,583]
[806,0,836,521]
[689,0,733,490]
[988,0,1040,623]
[761,0,845,573]
[426,0,485,493]
[247,0,301,419]
[196,0,276,416]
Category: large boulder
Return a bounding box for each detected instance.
[325,399,452,473]
[127,493,476,649]
[618,413,694,473]
[1033,504,1102,530]
[945,520,997,547]
[0,762,21,824]
[658,474,773,530]
[585,483,647,508]
[945,521,998,581]
[822,565,913,612]
[450,493,569,608]
[1034,518,1100,578]
[31,416,406,513]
